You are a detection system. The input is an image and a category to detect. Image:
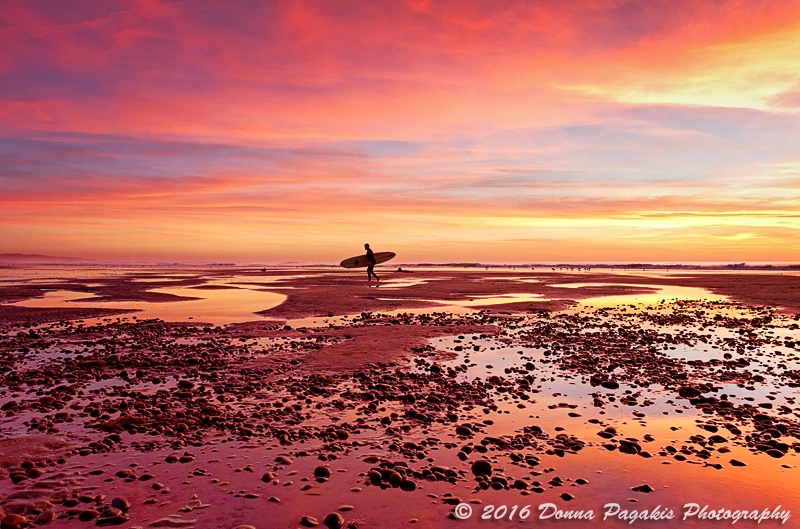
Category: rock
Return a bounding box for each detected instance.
[455,425,472,436]
[313,466,331,479]
[111,498,131,512]
[678,387,702,398]
[323,512,345,529]
[300,516,319,527]
[96,516,129,527]
[1,514,27,529]
[387,471,403,487]
[729,459,747,467]
[632,484,653,493]
[471,460,492,477]
[79,509,100,521]
[400,479,416,492]
[33,510,57,525]
[261,472,275,482]
[560,493,574,501]
[619,440,642,454]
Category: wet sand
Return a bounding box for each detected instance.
[1,267,799,528]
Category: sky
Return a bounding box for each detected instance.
[2,0,800,264]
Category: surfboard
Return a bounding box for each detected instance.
[339,251,396,269]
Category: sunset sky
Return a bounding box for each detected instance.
[2,0,800,264]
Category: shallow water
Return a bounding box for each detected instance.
[5,285,286,326]
[554,283,729,308]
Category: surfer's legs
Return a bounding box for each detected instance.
[367,265,379,282]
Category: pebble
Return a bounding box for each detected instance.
[79,509,100,521]
[97,516,130,527]
[471,460,492,477]
[111,498,131,512]
[322,512,345,529]
[33,510,57,525]
[400,479,417,492]
[313,466,331,479]
[300,516,319,527]
[1,514,27,529]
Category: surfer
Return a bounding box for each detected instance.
[365,243,379,283]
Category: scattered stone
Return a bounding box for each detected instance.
[471,460,492,477]
[313,466,331,479]
[300,516,319,527]
[1,514,28,529]
[110,498,131,512]
[33,510,57,525]
[322,512,345,529]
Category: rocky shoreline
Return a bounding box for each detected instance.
[1,269,799,528]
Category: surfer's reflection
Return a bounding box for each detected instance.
[365,243,380,283]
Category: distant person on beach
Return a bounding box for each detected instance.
[365,243,379,283]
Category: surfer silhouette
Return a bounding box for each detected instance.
[365,243,379,283]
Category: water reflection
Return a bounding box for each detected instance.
[557,284,729,308]
[5,285,285,325]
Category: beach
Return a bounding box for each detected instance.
[1,266,799,528]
